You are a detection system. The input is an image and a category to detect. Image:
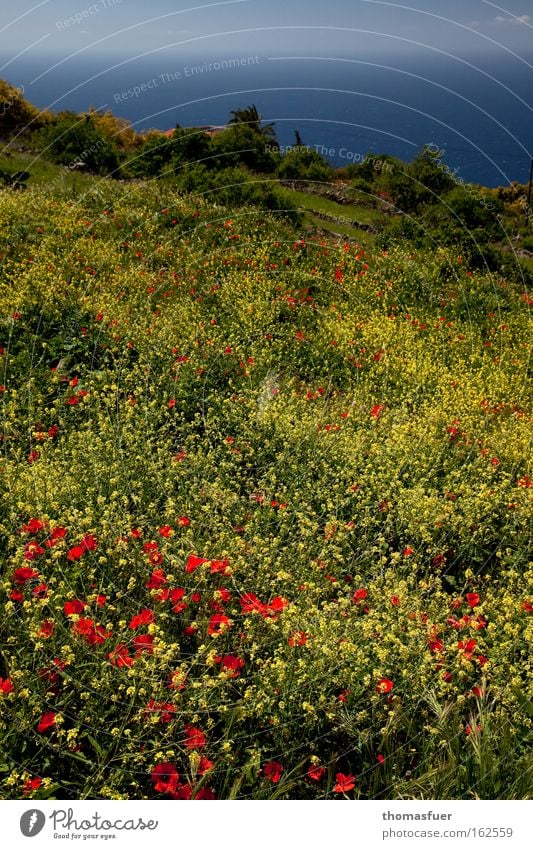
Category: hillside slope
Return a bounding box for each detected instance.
[0,183,531,800]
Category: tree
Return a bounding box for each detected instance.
[85,107,141,153]
[0,78,50,136]
[381,147,456,214]
[211,124,280,173]
[407,145,455,199]
[276,146,333,183]
[127,133,173,177]
[35,112,120,176]
[171,127,212,170]
[228,104,278,147]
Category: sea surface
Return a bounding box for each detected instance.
[2,50,532,187]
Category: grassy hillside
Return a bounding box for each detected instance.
[0,180,531,800]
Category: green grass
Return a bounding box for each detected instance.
[303,211,377,244]
[285,187,389,226]
[0,148,107,193]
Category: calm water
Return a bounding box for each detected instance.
[3,51,532,187]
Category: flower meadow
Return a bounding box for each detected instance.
[0,182,531,801]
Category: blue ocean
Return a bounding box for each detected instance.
[2,50,532,187]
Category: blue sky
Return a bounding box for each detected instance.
[1,0,532,60]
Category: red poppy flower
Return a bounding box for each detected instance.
[263,760,283,783]
[96,594,106,606]
[240,592,268,615]
[333,772,356,793]
[143,541,159,553]
[168,586,187,614]
[198,756,214,776]
[151,762,179,794]
[390,595,400,607]
[22,518,45,534]
[168,670,187,691]
[186,554,209,573]
[32,583,48,598]
[108,644,133,667]
[403,547,414,556]
[67,545,85,561]
[13,566,39,584]
[28,450,40,463]
[184,724,206,749]
[129,609,155,629]
[215,588,231,603]
[133,634,154,655]
[209,558,230,575]
[130,527,143,539]
[145,700,176,723]
[207,614,231,636]
[352,587,368,604]
[458,638,476,657]
[149,551,163,566]
[377,754,385,765]
[46,526,67,548]
[72,618,112,646]
[37,711,58,733]
[522,600,533,613]
[268,596,288,617]
[177,516,190,527]
[158,525,173,538]
[466,593,480,607]
[64,599,85,616]
[81,534,98,552]
[376,678,394,694]
[0,677,14,694]
[288,630,308,647]
[214,654,245,676]
[168,588,186,608]
[146,569,166,589]
[307,764,325,782]
[38,620,55,638]
[169,783,193,800]
[370,404,384,419]
[23,777,43,795]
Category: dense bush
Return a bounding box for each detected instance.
[210,125,280,173]
[34,113,120,176]
[0,79,50,136]
[171,164,301,223]
[276,147,333,183]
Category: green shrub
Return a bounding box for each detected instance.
[34,112,120,176]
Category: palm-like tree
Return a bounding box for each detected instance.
[228,104,278,147]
